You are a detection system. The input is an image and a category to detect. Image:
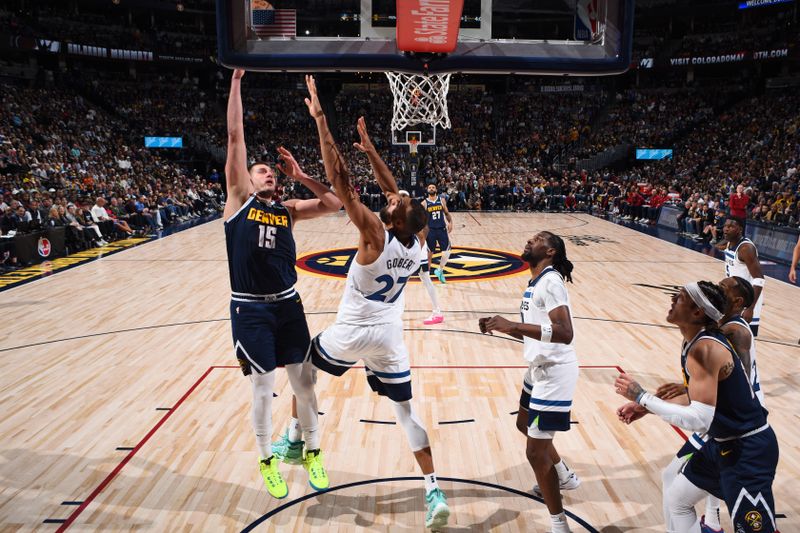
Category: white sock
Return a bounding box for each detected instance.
[304,426,321,452]
[439,249,451,270]
[419,270,441,314]
[424,472,439,493]
[554,459,570,482]
[287,417,302,442]
[550,512,571,533]
[704,496,722,530]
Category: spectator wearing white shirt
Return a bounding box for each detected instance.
[89,198,111,245]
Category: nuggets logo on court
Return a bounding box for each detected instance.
[297,246,527,283]
[744,511,763,531]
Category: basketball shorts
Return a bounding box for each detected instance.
[426,228,450,253]
[229,295,310,376]
[519,360,579,439]
[310,321,412,402]
[683,425,779,533]
[675,432,709,459]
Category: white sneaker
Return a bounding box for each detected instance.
[97,240,108,246]
[532,471,581,498]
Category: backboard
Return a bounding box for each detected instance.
[217,1,634,76]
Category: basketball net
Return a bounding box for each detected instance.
[386,72,452,132]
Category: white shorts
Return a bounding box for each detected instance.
[310,321,412,402]
[519,360,579,439]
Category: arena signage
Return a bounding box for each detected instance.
[665,48,791,67]
[738,0,793,9]
[4,33,201,64]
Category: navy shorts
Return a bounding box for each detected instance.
[426,228,450,252]
[684,427,779,533]
[230,296,310,376]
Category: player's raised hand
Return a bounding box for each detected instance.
[655,382,686,400]
[276,146,308,180]
[616,402,648,424]
[232,68,245,80]
[305,75,324,119]
[353,116,376,154]
[614,373,644,402]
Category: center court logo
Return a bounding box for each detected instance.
[297,246,528,283]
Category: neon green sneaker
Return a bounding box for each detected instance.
[425,488,450,530]
[272,430,305,465]
[303,449,330,491]
[259,457,288,499]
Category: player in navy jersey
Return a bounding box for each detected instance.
[224,69,342,499]
[653,277,763,533]
[422,184,453,284]
[615,281,778,533]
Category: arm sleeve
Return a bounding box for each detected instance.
[638,392,715,433]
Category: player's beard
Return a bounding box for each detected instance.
[521,249,533,264]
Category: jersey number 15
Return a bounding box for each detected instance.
[258,225,277,249]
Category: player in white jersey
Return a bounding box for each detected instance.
[722,217,764,336]
[302,92,450,530]
[631,276,764,533]
[479,231,579,533]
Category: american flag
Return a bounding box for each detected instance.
[252,8,297,37]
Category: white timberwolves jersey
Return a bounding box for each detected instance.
[337,230,421,325]
[725,238,764,323]
[520,266,577,365]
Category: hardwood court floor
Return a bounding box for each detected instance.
[0,212,797,532]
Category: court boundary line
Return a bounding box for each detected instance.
[53,364,684,531]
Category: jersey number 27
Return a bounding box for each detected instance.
[366,274,410,303]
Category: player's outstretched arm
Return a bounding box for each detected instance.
[353,116,399,199]
[305,75,383,261]
[223,69,251,220]
[278,146,342,222]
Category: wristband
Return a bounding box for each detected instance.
[751,278,765,288]
[540,324,553,343]
[636,390,649,405]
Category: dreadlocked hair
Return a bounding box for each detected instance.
[543,232,574,283]
[696,280,727,333]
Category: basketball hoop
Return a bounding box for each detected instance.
[409,137,419,155]
[386,72,452,131]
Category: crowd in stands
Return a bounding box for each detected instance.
[0,81,224,269]
[2,68,799,271]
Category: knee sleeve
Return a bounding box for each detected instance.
[392,400,430,452]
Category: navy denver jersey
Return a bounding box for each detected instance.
[225,195,297,295]
[425,196,446,229]
[681,330,766,440]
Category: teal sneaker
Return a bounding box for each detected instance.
[434,268,446,284]
[271,430,304,465]
[425,488,450,530]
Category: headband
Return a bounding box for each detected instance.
[684,282,723,322]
